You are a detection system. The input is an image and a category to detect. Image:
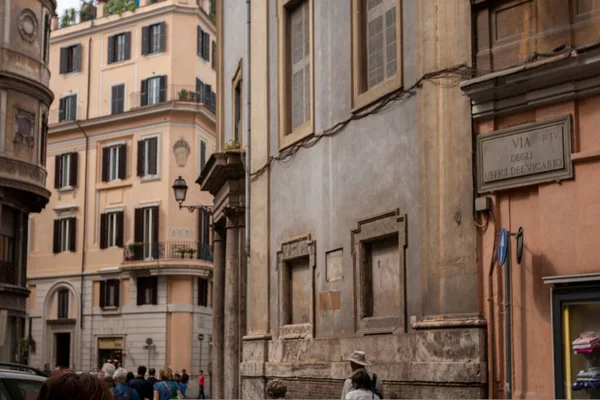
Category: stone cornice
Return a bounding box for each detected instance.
[0,65,54,106]
[461,44,600,120]
[48,101,215,135]
[196,150,246,194]
[50,4,214,45]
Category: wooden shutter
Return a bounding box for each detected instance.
[151,206,159,258]
[59,47,68,74]
[196,25,204,56]
[196,78,204,102]
[99,280,106,308]
[124,32,132,60]
[100,213,108,249]
[101,147,110,182]
[200,140,206,171]
[140,79,148,107]
[116,211,124,247]
[74,44,82,72]
[136,278,143,305]
[69,95,77,121]
[54,155,62,188]
[148,137,158,175]
[53,219,60,253]
[204,84,212,107]
[212,40,216,69]
[151,276,158,305]
[159,76,167,103]
[59,98,66,122]
[203,32,210,60]
[69,152,78,187]
[118,144,127,180]
[69,218,76,252]
[142,26,149,55]
[198,278,208,306]
[159,22,166,53]
[137,139,145,176]
[134,208,143,243]
[41,114,48,166]
[107,36,114,64]
[111,86,118,114]
[114,280,120,307]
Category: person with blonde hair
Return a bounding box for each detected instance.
[152,367,182,400]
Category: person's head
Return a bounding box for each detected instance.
[54,365,61,372]
[37,371,112,400]
[126,371,135,383]
[113,368,128,384]
[346,350,371,372]
[44,363,50,370]
[199,370,203,375]
[266,380,287,399]
[182,369,186,374]
[137,366,147,377]
[100,363,116,379]
[351,370,372,391]
[159,367,174,381]
[148,368,156,377]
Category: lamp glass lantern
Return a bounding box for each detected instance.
[172,176,188,207]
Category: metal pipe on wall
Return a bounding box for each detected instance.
[504,232,512,400]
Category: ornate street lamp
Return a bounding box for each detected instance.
[172,176,211,213]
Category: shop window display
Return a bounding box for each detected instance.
[553,287,600,399]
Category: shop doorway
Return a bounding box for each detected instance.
[55,333,71,368]
[97,337,123,369]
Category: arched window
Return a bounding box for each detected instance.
[57,289,69,319]
[43,15,51,64]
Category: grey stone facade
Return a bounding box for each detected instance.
[0,0,55,362]
[207,0,485,398]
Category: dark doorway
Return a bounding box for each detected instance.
[55,333,71,369]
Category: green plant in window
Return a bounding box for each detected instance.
[60,8,77,28]
[224,139,240,151]
[104,0,137,16]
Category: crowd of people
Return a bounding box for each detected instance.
[36,349,382,399]
[37,363,206,400]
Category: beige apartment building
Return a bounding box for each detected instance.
[26,0,216,385]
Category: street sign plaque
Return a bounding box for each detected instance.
[146,338,153,346]
[498,229,508,266]
[198,333,205,341]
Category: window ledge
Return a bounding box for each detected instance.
[61,71,81,77]
[351,77,404,114]
[103,59,135,71]
[97,180,133,192]
[100,306,121,315]
[140,175,160,183]
[57,185,75,193]
[143,52,165,59]
[279,122,314,151]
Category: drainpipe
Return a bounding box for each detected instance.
[243,0,251,393]
[244,2,251,265]
[75,120,89,332]
[75,36,92,332]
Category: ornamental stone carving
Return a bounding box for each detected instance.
[14,108,35,147]
[18,9,39,43]
[173,138,190,167]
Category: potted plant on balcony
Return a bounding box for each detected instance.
[178,89,194,102]
[186,248,197,259]
[177,248,187,259]
[125,243,136,261]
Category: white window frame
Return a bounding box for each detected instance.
[147,76,161,106]
[150,23,162,54]
[106,212,118,248]
[60,153,71,188]
[59,218,71,253]
[143,207,154,259]
[140,133,161,179]
[108,145,120,181]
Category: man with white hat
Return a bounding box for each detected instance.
[341,350,384,399]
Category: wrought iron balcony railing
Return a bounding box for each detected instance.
[123,241,212,263]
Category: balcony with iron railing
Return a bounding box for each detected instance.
[123,241,213,264]
[130,84,216,112]
[48,85,215,126]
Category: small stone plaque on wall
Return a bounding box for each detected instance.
[326,249,343,282]
[477,115,573,193]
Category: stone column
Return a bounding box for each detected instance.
[211,228,225,399]
[416,0,479,321]
[223,211,241,399]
